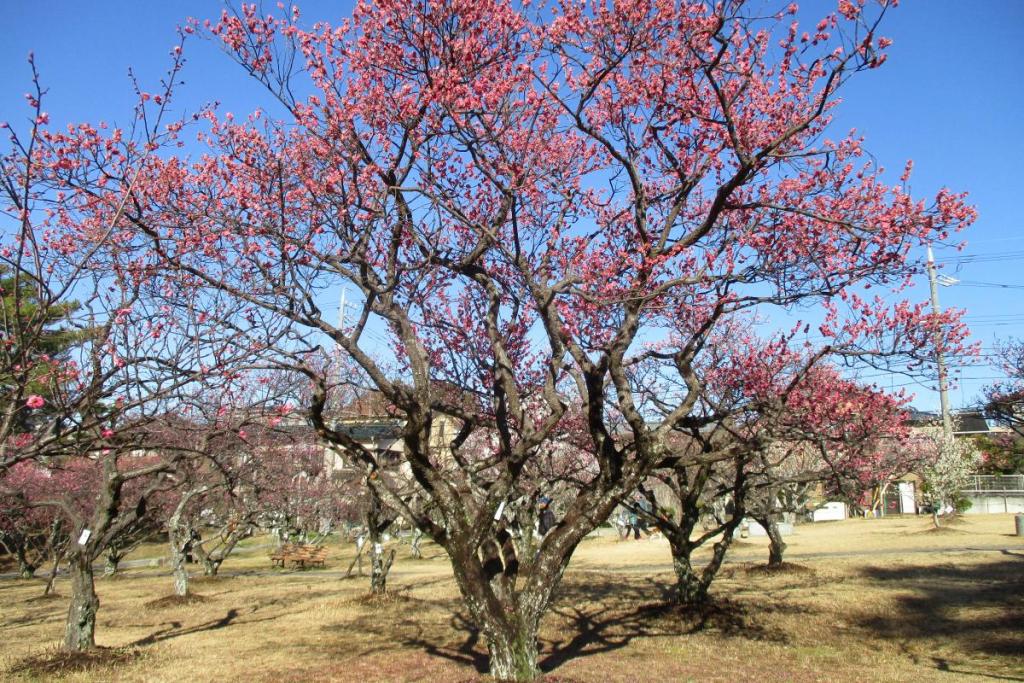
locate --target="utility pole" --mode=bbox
[332,287,347,389]
[925,244,953,438]
[337,288,348,332]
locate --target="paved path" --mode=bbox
[0,543,277,581]
[578,543,1023,575]
[4,543,1019,582]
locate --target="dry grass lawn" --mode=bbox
[1,514,1022,682]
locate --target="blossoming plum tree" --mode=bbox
[632,334,914,603]
[40,1,977,678]
[983,338,1024,438]
[0,56,283,651]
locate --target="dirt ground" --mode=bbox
[1,514,1021,682]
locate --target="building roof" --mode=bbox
[954,411,991,434]
[334,418,404,442]
[907,408,989,434]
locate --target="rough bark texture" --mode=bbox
[369,546,395,595]
[665,501,705,605]
[63,553,98,651]
[763,515,786,567]
[671,551,704,606]
[169,528,190,597]
[660,459,747,607]
[449,547,544,683]
[439,498,607,682]
[485,617,540,683]
[43,547,63,596]
[193,524,248,577]
[366,494,396,594]
[669,530,738,606]
[17,544,37,579]
[103,549,122,577]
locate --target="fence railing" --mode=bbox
[962,474,1024,494]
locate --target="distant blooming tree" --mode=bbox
[971,432,1024,475]
[34,1,976,678]
[0,461,73,580]
[634,344,910,603]
[983,338,1024,439]
[0,57,276,651]
[918,427,982,527]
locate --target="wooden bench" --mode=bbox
[290,546,327,569]
[269,544,327,569]
[269,543,298,567]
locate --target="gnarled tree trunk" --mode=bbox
[670,544,703,605]
[369,544,395,594]
[168,524,191,597]
[103,548,123,577]
[367,494,395,594]
[194,522,249,576]
[449,537,545,683]
[16,541,37,579]
[755,514,786,567]
[766,518,786,567]
[484,615,540,683]
[63,552,98,651]
[201,555,222,577]
[662,463,747,607]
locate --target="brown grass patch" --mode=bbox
[0,515,1021,682]
[191,574,231,585]
[144,593,210,608]
[918,525,968,535]
[6,645,142,677]
[744,562,816,575]
[455,676,585,683]
[352,590,413,608]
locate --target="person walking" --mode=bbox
[633,494,654,539]
[627,506,641,540]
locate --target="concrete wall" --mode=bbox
[963,494,1024,515]
[745,520,794,537]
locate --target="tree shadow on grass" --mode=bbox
[130,608,241,646]
[128,590,334,647]
[326,572,799,677]
[856,557,1024,674]
[539,574,798,672]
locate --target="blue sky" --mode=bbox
[4,1,1022,413]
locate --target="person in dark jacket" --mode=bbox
[632,494,653,539]
[537,496,556,536]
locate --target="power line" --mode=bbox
[937,250,1024,265]
[956,280,1024,290]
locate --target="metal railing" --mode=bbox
[962,474,1024,494]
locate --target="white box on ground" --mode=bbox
[812,502,847,522]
